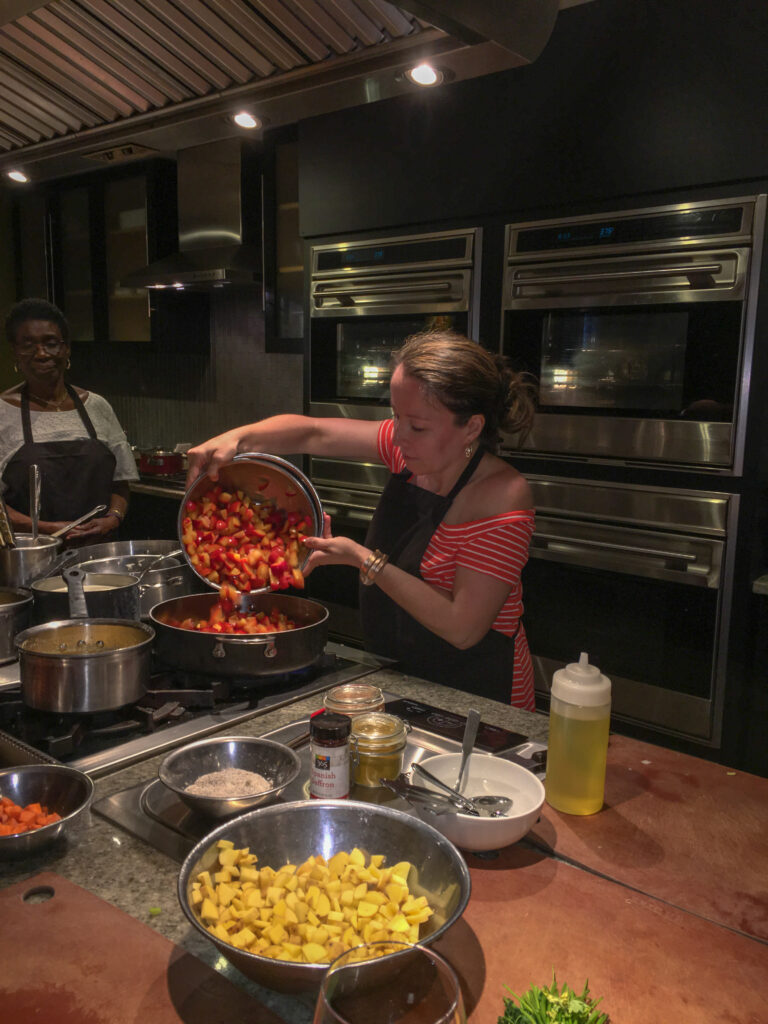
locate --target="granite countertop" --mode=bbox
[0,668,548,1022]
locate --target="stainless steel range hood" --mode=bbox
[121,138,262,291]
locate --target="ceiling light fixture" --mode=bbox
[232,111,261,130]
[406,63,443,87]
[7,169,29,183]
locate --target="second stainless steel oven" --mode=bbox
[306,227,482,641]
[500,195,766,472]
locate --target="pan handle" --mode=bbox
[211,637,278,659]
[64,567,89,619]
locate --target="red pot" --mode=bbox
[139,449,183,476]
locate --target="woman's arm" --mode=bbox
[303,531,513,650]
[186,415,382,484]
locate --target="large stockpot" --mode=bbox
[0,536,62,588]
[150,592,329,676]
[58,539,184,566]
[14,617,154,713]
[74,553,198,618]
[0,587,33,664]
[31,571,141,624]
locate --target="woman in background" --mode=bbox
[1,298,138,542]
[187,330,537,708]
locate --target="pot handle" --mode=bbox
[211,637,278,659]
[64,567,90,619]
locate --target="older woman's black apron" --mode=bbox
[359,449,518,703]
[1,385,116,522]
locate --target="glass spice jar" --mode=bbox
[309,711,351,800]
[349,712,410,788]
[324,682,386,718]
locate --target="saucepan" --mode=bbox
[0,586,33,664]
[15,568,154,713]
[74,549,198,619]
[31,569,140,624]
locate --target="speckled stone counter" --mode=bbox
[0,669,547,1023]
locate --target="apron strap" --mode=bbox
[21,384,98,442]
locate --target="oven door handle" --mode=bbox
[516,263,724,288]
[530,531,720,587]
[322,501,375,522]
[315,280,454,304]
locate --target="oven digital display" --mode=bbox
[540,311,688,412]
[316,236,467,272]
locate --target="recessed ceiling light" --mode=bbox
[233,111,261,130]
[7,169,29,183]
[406,63,443,87]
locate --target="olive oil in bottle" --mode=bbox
[545,652,611,815]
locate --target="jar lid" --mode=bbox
[324,683,385,716]
[350,712,408,753]
[310,710,351,743]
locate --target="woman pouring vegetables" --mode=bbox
[186,330,537,708]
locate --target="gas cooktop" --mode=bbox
[0,643,385,777]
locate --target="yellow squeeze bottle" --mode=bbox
[545,652,611,815]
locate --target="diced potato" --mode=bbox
[191,844,436,966]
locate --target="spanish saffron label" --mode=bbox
[309,743,350,799]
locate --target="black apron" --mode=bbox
[2,384,117,522]
[360,448,518,703]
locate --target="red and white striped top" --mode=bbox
[377,419,536,710]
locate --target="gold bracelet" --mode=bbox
[359,549,389,586]
[106,507,125,522]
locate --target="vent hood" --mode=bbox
[121,138,262,291]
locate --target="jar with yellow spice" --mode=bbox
[324,682,385,718]
[349,712,410,788]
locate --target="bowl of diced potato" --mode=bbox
[177,798,471,992]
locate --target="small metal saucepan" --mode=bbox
[15,568,153,713]
[0,587,33,665]
[74,550,197,619]
[31,570,140,624]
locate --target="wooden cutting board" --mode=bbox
[527,733,768,941]
[434,844,768,1024]
[0,872,288,1024]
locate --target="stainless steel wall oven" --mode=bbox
[306,228,482,641]
[500,196,766,472]
[525,475,736,746]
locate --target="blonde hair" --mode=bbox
[392,330,536,449]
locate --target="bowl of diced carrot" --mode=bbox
[0,763,94,858]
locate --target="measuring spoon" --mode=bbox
[411,761,514,817]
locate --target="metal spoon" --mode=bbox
[29,464,41,542]
[411,761,514,818]
[380,776,479,816]
[456,708,480,793]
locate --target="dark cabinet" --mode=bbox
[264,130,304,354]
[13,160,177,342]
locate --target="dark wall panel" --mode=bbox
[299,0,768,237]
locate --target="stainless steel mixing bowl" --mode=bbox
[178,799,471,992]
[159,735,302,819]
[0,763,94,858]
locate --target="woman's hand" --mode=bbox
[64,515,119,541]
[186,428,244,485]
[302,514,368,576]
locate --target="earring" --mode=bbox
[66,359,71,369]
[13,364,18,373]
[464,445,473,459]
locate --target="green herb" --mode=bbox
[148,906,162,917]
[498,973,609,1024]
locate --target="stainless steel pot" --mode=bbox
[0,587,33,665]
[15,617,154,713]
[32,571,141,624]
[150,592,329,676]
[74,552,198,618]
[58,539,184,566]
[0,536,62,588]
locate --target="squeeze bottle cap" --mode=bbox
[551,652,611,707]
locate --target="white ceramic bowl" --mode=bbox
[413,752,545,853]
